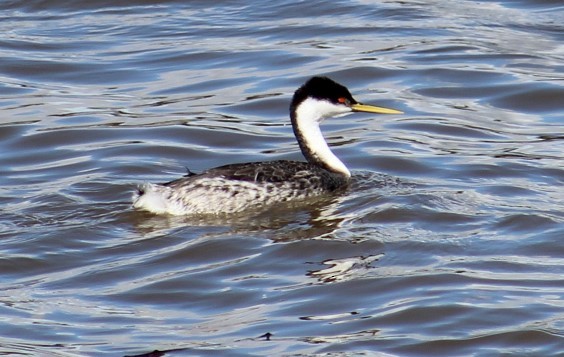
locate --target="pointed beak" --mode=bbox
[351,103,403,115]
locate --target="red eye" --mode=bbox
[338,97,348,104]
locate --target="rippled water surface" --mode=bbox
[1,0,563,355]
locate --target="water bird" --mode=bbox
[133,76,402,215]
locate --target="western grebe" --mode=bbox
[133,76,402,215]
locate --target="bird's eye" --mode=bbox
[338,97,350,106]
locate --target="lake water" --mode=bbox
[1,0,563,356]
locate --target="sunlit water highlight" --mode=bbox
[0,0,563,355]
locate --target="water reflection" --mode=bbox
[308,254,384,283]
[129,193,348,242]
[1,0,562,355]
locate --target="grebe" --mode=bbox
[133,76,402,215]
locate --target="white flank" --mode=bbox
[133,183,174,215]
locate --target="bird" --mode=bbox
[133,76,402,215]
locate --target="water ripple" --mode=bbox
[0,0,562,355]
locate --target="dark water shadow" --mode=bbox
[124,193,348,242]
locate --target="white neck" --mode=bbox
[293,98,351,177]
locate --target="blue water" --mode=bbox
[1,0,563,356]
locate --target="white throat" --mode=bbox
[294,98,351,177]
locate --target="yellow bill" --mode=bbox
[351,103,403,114]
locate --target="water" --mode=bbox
[1,0,563,355]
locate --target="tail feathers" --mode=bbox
[133,183,172,215]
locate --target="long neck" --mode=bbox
[290,99,351,177]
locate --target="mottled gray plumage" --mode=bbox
[133,76,401,215]
[182,160,346,189]
[134,160,347,215]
